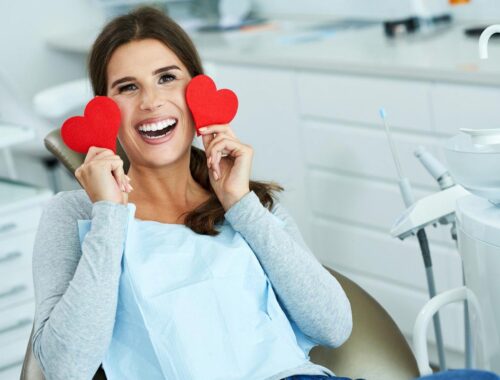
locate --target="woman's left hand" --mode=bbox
[200,124,252,211]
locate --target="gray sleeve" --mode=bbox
[32,193,129,380]
[224,191,352,348]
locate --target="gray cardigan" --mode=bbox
[32,189,352,380]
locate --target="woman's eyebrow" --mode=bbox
[153,65,181,75]
[110,65,181,89]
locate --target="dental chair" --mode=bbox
[20,129,420,380]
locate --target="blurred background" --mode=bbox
[1,0,500,378]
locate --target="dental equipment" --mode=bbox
[459,128,500,146]
[414,23,500,375]
[380,108,447,370]
[414,147,473,369]
[390,184,469,239]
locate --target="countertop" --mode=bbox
[46,18,500,86]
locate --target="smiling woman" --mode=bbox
[88,7,284,233]
[30,6,353,380]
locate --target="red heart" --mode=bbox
[186,75,238,136]
[61,96,121,154]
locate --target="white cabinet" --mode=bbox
[297,72,433,132]
[0,181,52,380]
[430,83,500,135]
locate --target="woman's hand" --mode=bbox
[200,124,252,211]
[75,146,133,205]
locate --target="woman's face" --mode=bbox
[106,38,195,168]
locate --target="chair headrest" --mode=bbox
[44,128,130,176]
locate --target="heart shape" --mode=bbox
[186,74,238,136]
[61,96,121,154]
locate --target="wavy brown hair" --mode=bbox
[88,6,283,235]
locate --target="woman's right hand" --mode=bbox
[75,146,132,205]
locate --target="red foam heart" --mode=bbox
[186,75,238,136]
[61,96,121,154]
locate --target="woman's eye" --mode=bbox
[159,73,176,84]
[118,83,136,93]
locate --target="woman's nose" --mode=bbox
[139,88,164,111]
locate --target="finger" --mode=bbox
[205,134,237,162]
[124,174,133,191]
[96,157,126,192]
[210,139,249,179]
[84,146,114,164]
[214,150,222,179]
[201,131,216,154]
[199,124,236,139]
[200,124,236,156]
[111,163,127,193]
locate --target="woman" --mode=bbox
[32,6,353,380]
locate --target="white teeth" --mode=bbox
[138,118,177,132]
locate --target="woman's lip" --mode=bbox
[137,123,177,145]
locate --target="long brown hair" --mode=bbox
[88,6,283,235]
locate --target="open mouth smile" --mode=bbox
[137,118,178,140]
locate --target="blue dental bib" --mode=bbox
[77,203,316,380]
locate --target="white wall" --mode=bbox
[254,0,500,22]
[0,0,104,104]
[451,0,500,21]
[0,1,106,189]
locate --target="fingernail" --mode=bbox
[199,127,208,132]
[128,184,134,191]
[213,170,219,180]
[126,175,131,182]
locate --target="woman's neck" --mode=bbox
[126,159,210,221]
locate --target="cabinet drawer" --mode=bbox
[303,120,445,188]
[0,206,43,239]
[0,301,34,345]
[310,218,462,294]
[308,170,454,247]
[0,232,36,279]
[297,72,433,132]
[0,265,34,311]
[431,83,500,135]
[0,337,30,378]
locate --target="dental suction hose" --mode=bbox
[414,146,473,368]
[380,109,447,370]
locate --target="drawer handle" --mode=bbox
[0,317,32,335]
[0,250,22,264]
[0,284,27,300]
[0,358,24,373]
[0,222,17,234]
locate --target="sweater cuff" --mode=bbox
[91,201,130,238]
[92,201,129,220]
[224,191,268,230]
